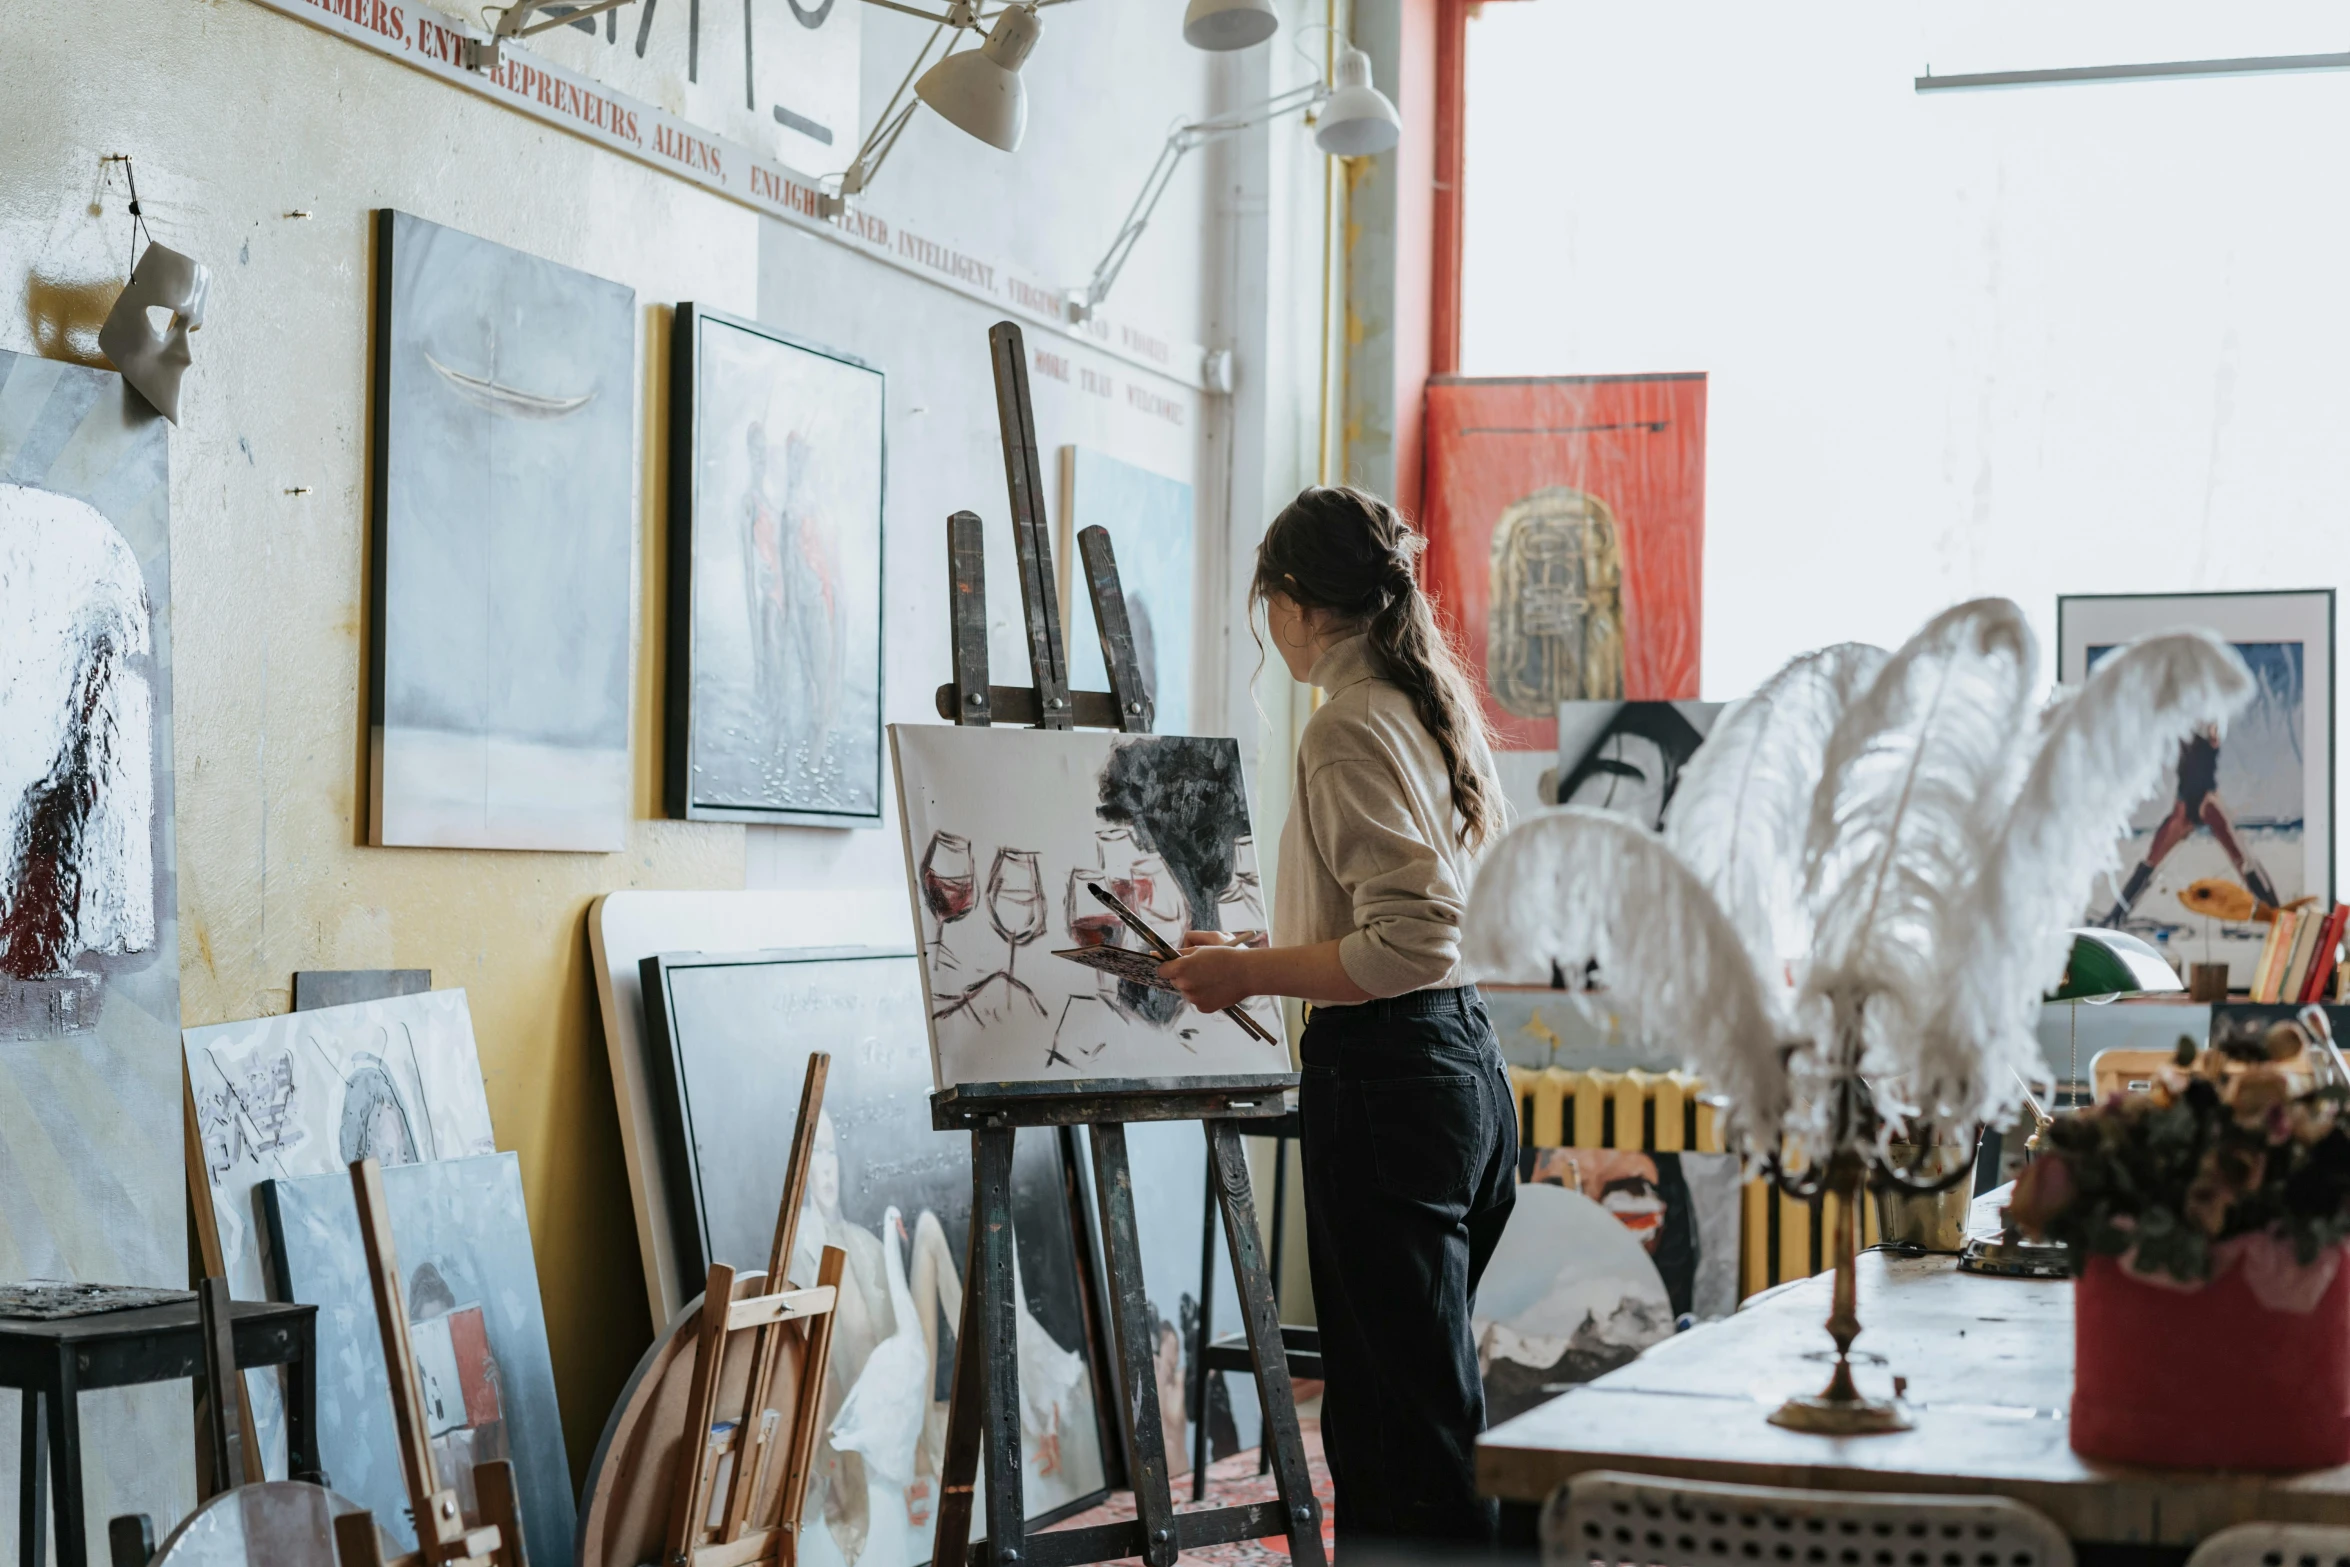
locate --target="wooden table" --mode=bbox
[1478,1252,2350,1548]
[2,1298,319,1567]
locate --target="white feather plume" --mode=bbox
[1913,630,2255,1124]
[1664,642,1887,1017]
[1801,599,2037,1067]
[1465,807,1788,1152]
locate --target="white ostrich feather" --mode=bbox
[1465,807,1788,1152]
[1914,630,2255,1124]
[1801,599,2037,1066]
[1664,642,1887,1016]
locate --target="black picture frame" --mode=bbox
[666,303,887,826]
[635,945,1115,1538]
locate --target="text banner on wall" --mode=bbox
[243,0,1212,392]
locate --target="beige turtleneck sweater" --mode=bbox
[1273,634,1494,998]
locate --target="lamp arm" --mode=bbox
[467,0,637,68]
[831,14,957,205]
[1073,81,1329,318]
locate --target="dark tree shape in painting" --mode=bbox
[0,631,123,980]
[1095,737,1250,933]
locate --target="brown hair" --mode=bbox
[1252,485,1497,849]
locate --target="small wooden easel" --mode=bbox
[923,323,1323,1567]
[660,1054,845,1567]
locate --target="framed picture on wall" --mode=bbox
[2058,590,2336,987]
[1056,447,1196,736]
[667,304,886,826]
[1422,373,1708,757]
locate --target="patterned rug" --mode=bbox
[1044,1418,1336,1566]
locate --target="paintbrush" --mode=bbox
[1086,882,1282,1047]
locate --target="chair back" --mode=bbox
[2184,1521,2350,1567]
[1544,1470,2074,1567]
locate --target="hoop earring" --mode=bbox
[1280,620,1310,649]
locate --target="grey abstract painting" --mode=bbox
[0,347,190,1543]
[667,306,885,825]
[370,208,637,851]
[263,1152,574,1562]
[638,947,1109,1567]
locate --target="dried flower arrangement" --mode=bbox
[2007,1044,2350,1290]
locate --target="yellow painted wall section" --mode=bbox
[1,0,756,1480]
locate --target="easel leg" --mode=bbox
[973,1127,1027,1567]
[930,1211,987,1567]
[1087,1123,1178,1567]
[1206,1119,1325,1567]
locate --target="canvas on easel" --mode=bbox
[891,725,1285,1089]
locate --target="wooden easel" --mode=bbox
[923,322,1323,1567]
[660,1054,845,1567]
[330,1157,528,1567]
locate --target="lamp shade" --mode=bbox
[1314,44,1400,155]
[916,4,1039,152]
[1183,0,1278,50]
[2047,928,2185,1002]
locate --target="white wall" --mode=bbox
[1463,1,2350,708]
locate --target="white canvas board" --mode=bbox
[183,988,497,1473]
[589,888,912,1326]
[889,725,1287,1089]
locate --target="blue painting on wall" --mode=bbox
[1057,449,1195,736]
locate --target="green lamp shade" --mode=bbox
[2047,927,2184,1002]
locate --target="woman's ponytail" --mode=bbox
[1252,486,1498,849]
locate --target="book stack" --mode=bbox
[2249,902,2350,1003]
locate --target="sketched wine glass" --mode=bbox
[920,831,977,979]
[966,848,1049,1021]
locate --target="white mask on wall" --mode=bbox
[98,243,210,424]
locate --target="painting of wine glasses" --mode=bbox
[889,726,1289,1088]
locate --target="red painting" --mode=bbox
[1422,374,1706,752]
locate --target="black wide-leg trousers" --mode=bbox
[1298,984,1518,1555]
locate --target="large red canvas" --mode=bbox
[1422,374,1706,751]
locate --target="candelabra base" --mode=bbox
[1767,1388,1913,1436]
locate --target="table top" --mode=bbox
[1477,1252,2350,1545]
[0,1295,313,1345]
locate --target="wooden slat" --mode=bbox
[989,322,1071,726]
[948,512,992,728]
[975,1129,1027,1565]
[1076,526,1151,734]
[197,1275,241,1500]
[334,1510,391,1567]
[929,1211,988,1567]
[1741,1180,1772,1300]
[185,1064,266,1486]
[775,1244,846,1564]
[1205,1120,1325,1567]
[693,1524,780,1567]
[665,1263,742,1566]
[351,1157,469,1559]
[1085,1124,1176,1567]
[721,1286,837,1332]
[722,1053,831,1542]
[473,1461,525,1567]
[932,682,1124,730]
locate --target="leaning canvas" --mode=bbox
[889,726,1287,1087]
[667,306,886,825]
[1555,700,1723,827]
[183,989,498,1472]
[637,947,1110,1560]
[1057,448,1196,737]
[262,1153,573,1563]
[0,348,190,1539]
[370,208,637,851]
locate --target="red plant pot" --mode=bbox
[2072,1250,2350,1470]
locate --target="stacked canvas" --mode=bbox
[182,989,575,1559]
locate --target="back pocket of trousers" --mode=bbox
[1360,1074,1482,1204]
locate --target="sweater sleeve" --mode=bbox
[1302,755,1467,997]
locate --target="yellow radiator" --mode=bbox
[1508,1066,1878,1302]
